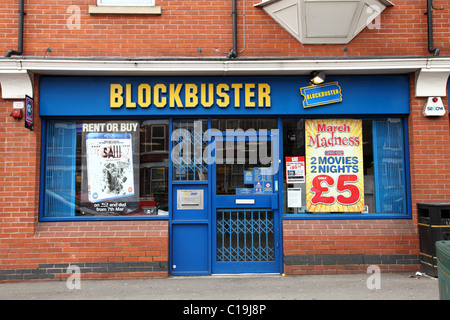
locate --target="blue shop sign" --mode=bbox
[39,75,410,116]
[300,82,342,108]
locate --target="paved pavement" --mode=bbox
[0,272,440,300]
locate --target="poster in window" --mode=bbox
[285,156,305,184]
[305,119,364,212]
[80,121,140,215]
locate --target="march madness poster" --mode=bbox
[305,119,364,212]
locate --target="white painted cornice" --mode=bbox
[0,57,449,99]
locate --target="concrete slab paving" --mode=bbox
[0,272,439,300]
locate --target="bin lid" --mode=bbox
[436,241,450,265]
[417,203,450,207]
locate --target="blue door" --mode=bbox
[169,119,281,275]
[211,129,281,273]
[170,120,211,275]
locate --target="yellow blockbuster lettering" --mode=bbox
[201,83,214,108]
[216,84,229,107]
[138,84,151,108]
[185,84,198,107]
[126,84,136,108]
[169,84,183,108]
[154,84,167,108]
[110,82,272,110]
[110,84,123,108]
[231,83,243,107]
[258,83,271,107]
[245,83,255,107]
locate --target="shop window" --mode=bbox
[42,120,169,219]
[151,125,167,151]
[282,118,408,217]
[211,118,278,195]
[215,140,275,195]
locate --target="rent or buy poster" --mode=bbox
[80,121,140,215]
[305,119,364,212]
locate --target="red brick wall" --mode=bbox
[1,0,449,58]
[0,82,41,241]
[282,74,450,275]
[0,79,168,281]
[408,82,450,211]
[282,73,450,275]
[283,219,420,274]
[2,0,450,279]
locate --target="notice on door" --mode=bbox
[177,190,204,210]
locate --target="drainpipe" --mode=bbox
[5,0,25,57]
[426,0,440,56]
[227,0,238,59]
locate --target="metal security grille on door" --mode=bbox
[216,210,275,262]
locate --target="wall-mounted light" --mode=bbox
[310,71,326,85]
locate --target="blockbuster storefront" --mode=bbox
[39,74,411,275]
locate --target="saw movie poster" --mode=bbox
[80,121,140,215]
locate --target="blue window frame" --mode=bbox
[282,117,410,219]
[40,117,410,221]
[40,119,169,221]
[39,75,411,222]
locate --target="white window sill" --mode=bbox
[89,5,161,15]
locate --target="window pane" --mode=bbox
[43,120,169,218]
[44,121,77,217]
[216,141,274,195]
[212,118,278,195]
[373,119,407,214]
[140,120,169,216]
[151,125,166,151]
[152,125,165,138]
[282,119,306,213]
[282,118,405,215]
[172,120,208,181]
